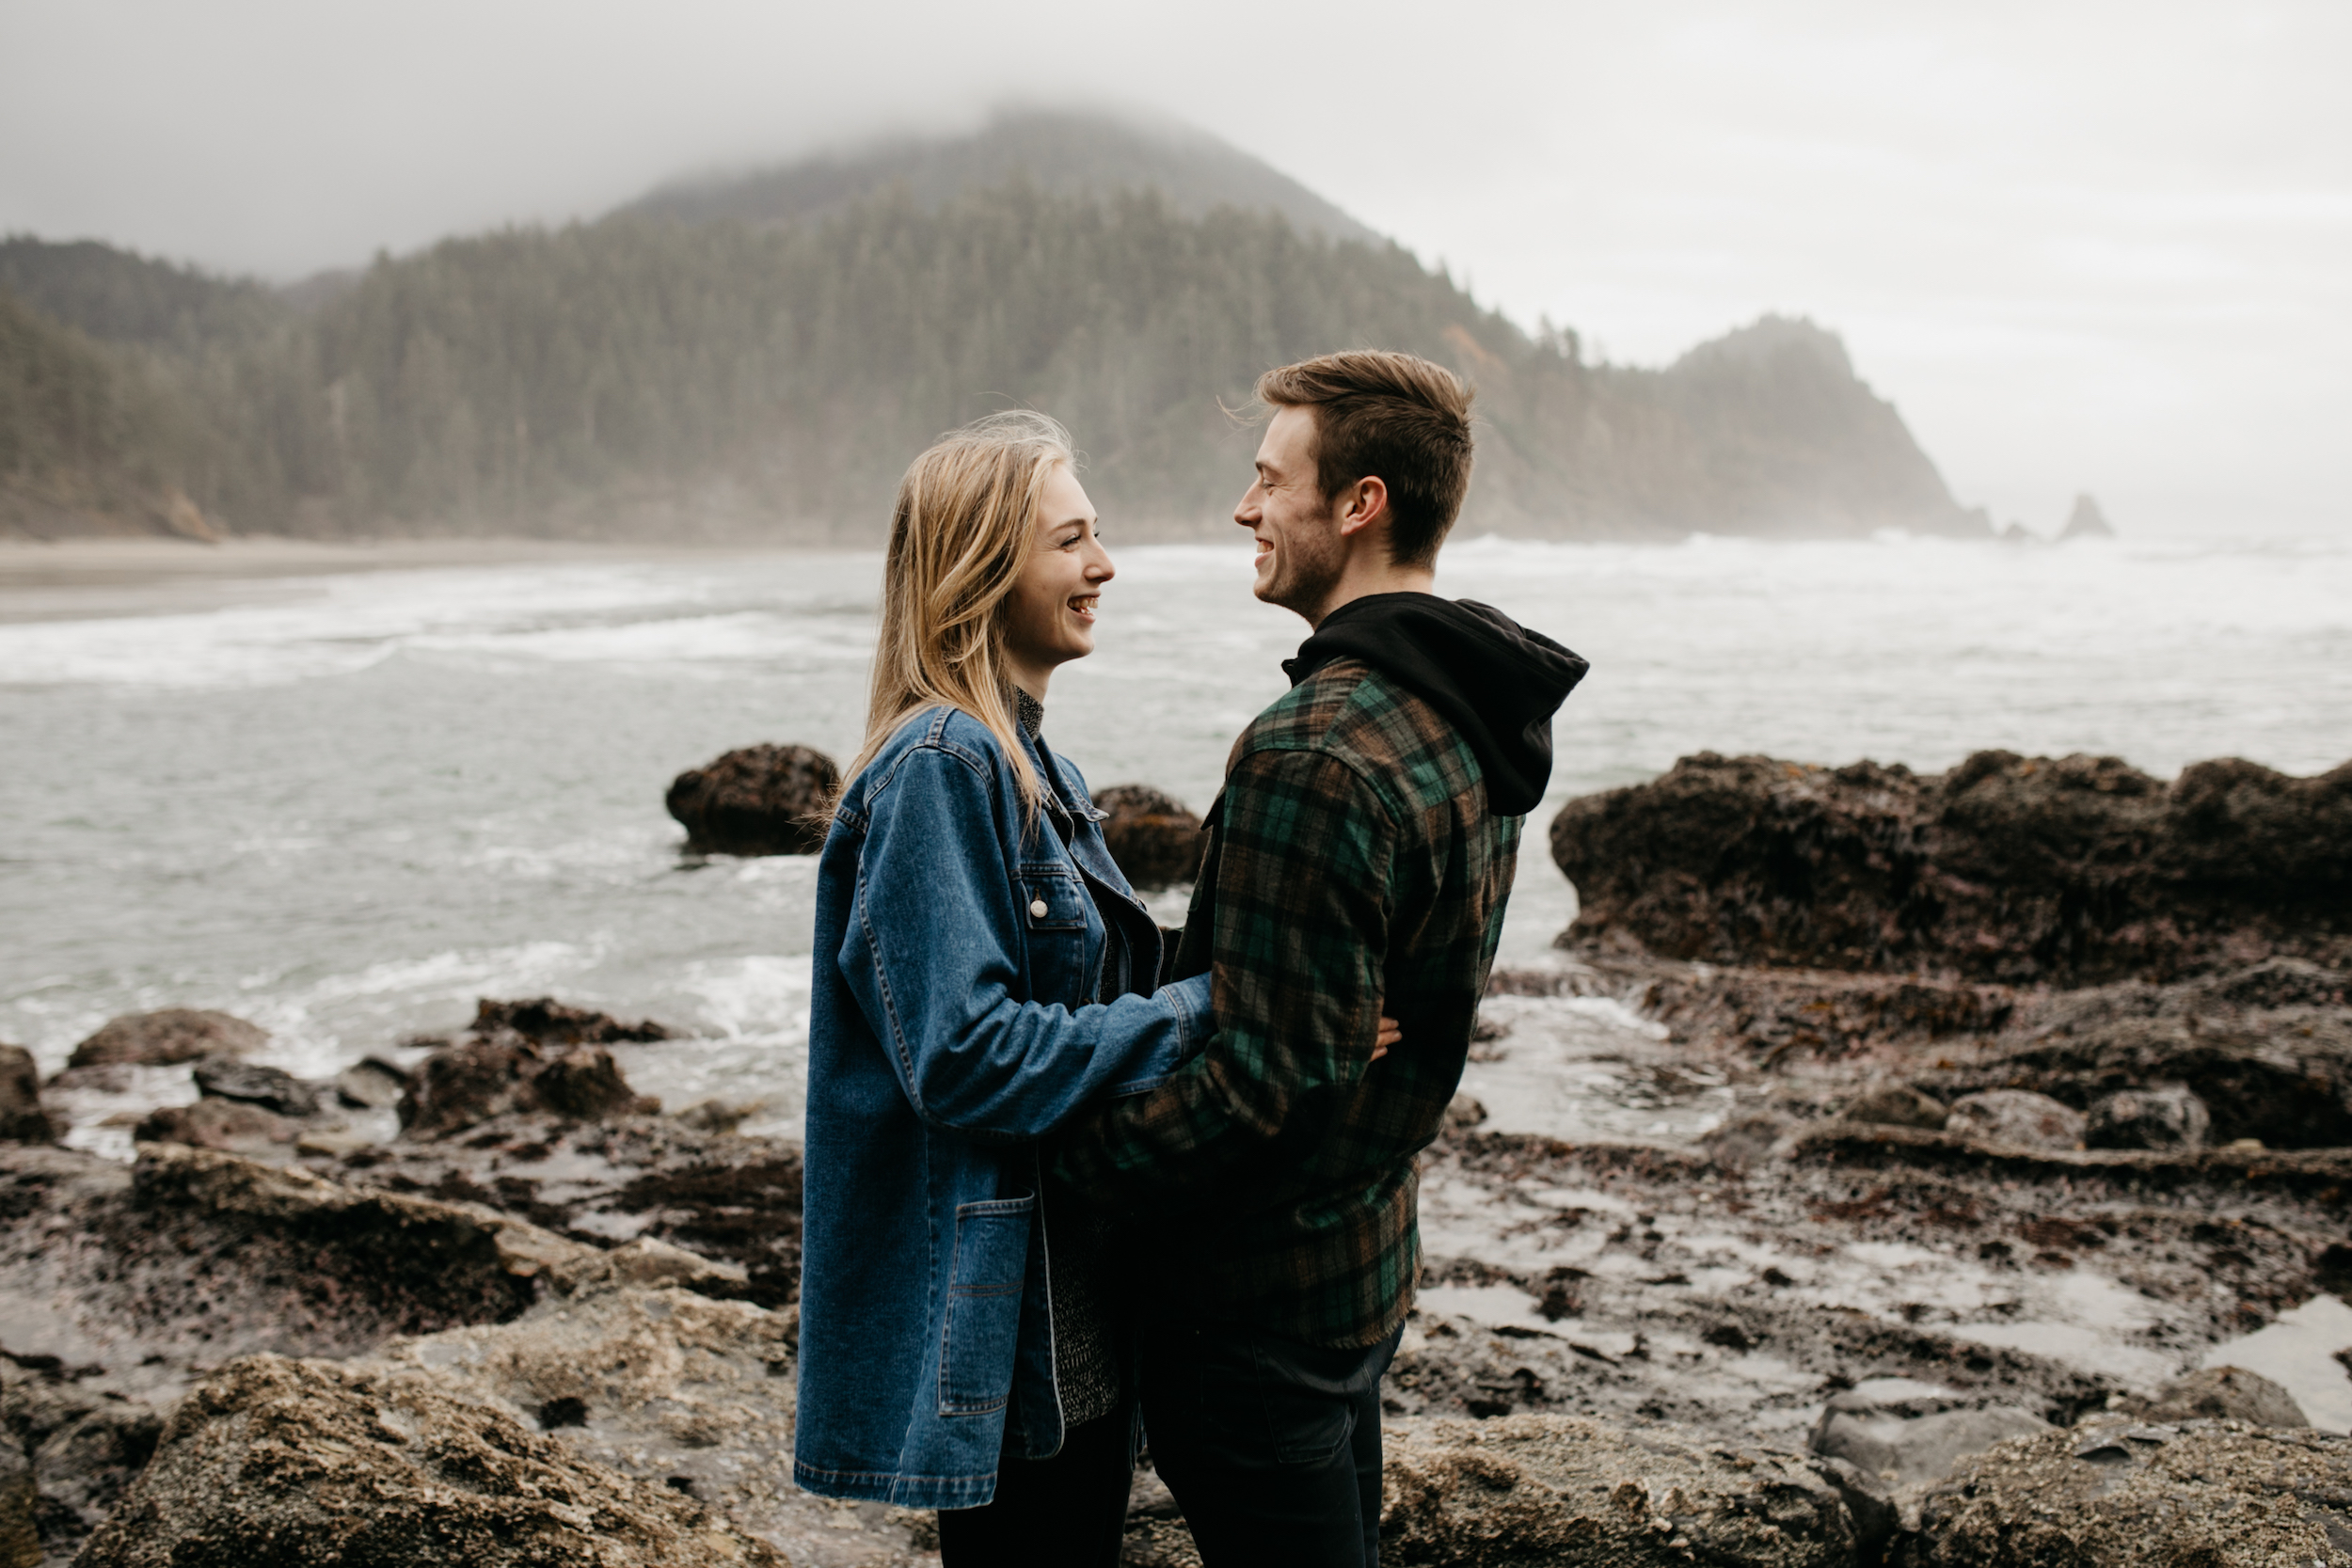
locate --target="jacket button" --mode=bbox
[1030,898,1050,918]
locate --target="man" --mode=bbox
[1054,350,1587,1564]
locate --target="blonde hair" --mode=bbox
[840,411,1074,821]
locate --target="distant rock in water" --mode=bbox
[332,1056,408,1110]
[399,1041,656,1140]
[191,1055,322,1117]
[665,743,837,857]
[1093,784,1204,889]
[470,997,670,1045]
[65,1009,265,1070]
[391,999,672,1138]
[132,1097,302,1155]
[2060,492,2116,539]
[1549,749,2352,983]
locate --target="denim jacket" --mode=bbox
[792,705,1212,1510]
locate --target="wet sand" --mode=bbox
[0,536,749,624]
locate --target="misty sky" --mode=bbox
[5,1,2347,537]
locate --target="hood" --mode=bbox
[1282,593,1587,816]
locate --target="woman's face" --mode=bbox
[1001,463,1113,696]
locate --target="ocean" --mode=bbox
[3,530,2348,1157]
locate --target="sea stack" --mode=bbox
[2059,493,2116,538]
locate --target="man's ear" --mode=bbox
[1334,476,1390,539]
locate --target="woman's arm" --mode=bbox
[838,742,1211,1143]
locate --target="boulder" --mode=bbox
[333,1056,408,1110]
[1895,1414,2352,1566]
[65,1009,265,1070]
[1808,1453,1899,1558]
[1944,1090,2084,1150]
[1379,1413,1859,1566]
[1093,784,1204,889]
[1549,750,2352,983]
[0,1443,33,1568]
[1844,1084,1949,1132]
[2084,1084,2210,1150]
[0,1141,753,1504]
[0,1048,52,1144]
[358,1287,853,1558]
[126,1143,595,1303]
[73,1353,788,1567]
[398,1041,657,1140]
[1811,1396,2050,1489]
[191,1055,322,1117]
[319,1113,802,1309]
[664,742,837,857]
[0,1354,161,1562]
[2122,1365,2308,1427]
[132,1098,300,1153]
[469,998,670,1046]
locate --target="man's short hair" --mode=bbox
[1255,351,1475,569]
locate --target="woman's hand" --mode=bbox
[1373,1014,1403,1061]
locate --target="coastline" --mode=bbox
[0,534,879,627]
[0,535,730,591]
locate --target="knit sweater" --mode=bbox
[1015,687,1125,1429]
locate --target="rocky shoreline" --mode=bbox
[3,746,2348,1565]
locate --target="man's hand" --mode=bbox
[1373,1013,1402,1061]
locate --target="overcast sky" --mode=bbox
[5,0,2346,537]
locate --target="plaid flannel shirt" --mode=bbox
[1051,657,1519,1348]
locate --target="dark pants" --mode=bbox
[1137,1321,1402,1568]
[937,1408,1135,1568]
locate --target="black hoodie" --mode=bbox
[1280,593,1587,816]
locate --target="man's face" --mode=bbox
[1235,404,1346,622]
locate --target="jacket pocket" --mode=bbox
[1016,868,1090,1003]
[938,1196,1034,1416]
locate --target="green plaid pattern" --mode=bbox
[1053,659,1519,1347]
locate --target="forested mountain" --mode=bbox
[1,116,1985,543]
[620,108,1379,246]
[0,284,228,538]
[0,236,290,353]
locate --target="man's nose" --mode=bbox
[1234,484,1263,526]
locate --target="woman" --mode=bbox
[791,411,1210,1563]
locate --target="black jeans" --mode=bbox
[937,1408,1135,1568]
[1138,1320,1402,1568]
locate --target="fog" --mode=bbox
[5,0,2346,536]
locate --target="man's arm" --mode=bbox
[1051,744,1391,1209]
